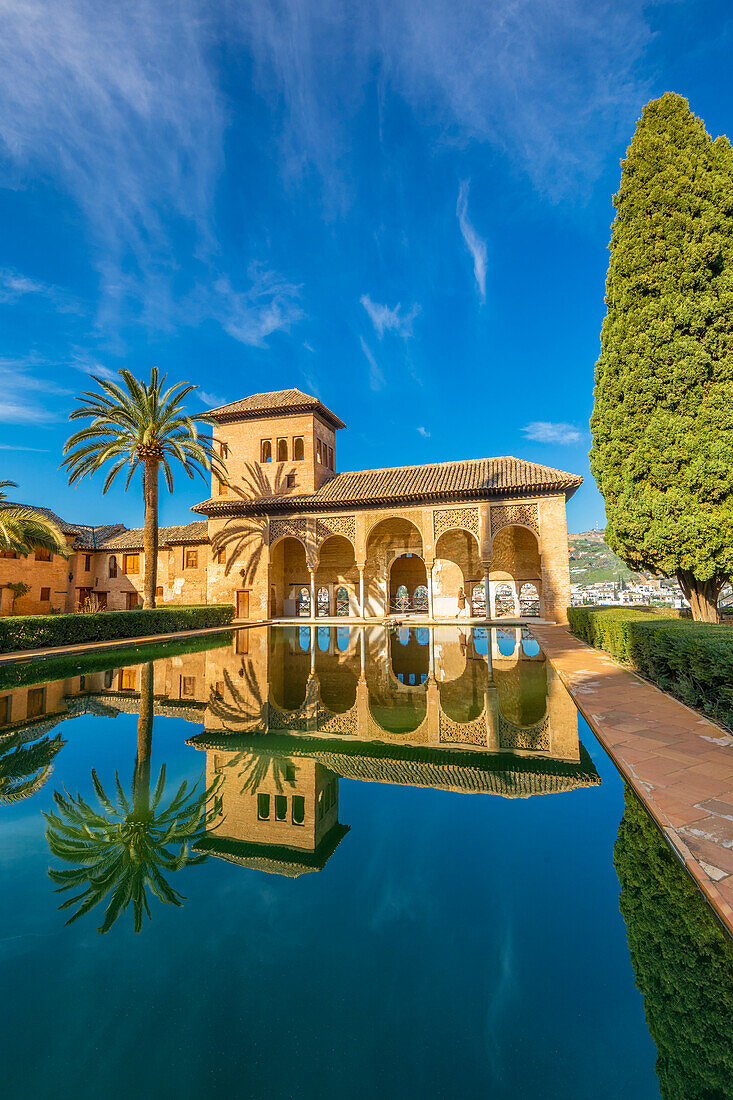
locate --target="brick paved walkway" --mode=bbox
[534,624,733,940]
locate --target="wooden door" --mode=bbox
[236,590,250,619]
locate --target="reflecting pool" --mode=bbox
[0,625,731,1099]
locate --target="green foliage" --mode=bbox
[0,603,234,654]
[590,93,733,593]
[45,766,221,933]
[614,787,733,1098]
[567,607,733,726]
[0,730,65,804]
[0,480,71,557]
[0,630,232,691]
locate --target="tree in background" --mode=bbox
[62,368,227,609]
[590,93,733,621]
[0,481,69,558]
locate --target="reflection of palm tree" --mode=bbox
[207,662,267,730]
[225,748,297,795]
[44,663,221,933]
[209,463,290,584]
[0,730,65,804]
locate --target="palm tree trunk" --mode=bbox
[676,570,722,622]
[133,661,154,817]
[143,459,159,609]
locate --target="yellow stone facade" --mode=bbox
[1,388,581,622]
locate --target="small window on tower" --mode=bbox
[220,441,229,459]
[286,473,296,489]
[35,548,51,562]
[328,445,334,470]
[277,438,288,461]
[261,440,273,463]
[316,439,322,464]
[216,547,226,564]
[218,479,227,495]
[40,587,50,601]
[294,437,304,461]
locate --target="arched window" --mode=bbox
[396,584,409,611]
[472,581,486,616]
[294,437,304,461]
[414,585,428,611]
[519,582,541,617]
[261,439,272,463]
[297,587,310,616]
[494,583,514,617]
[109,555,117,578]
[336,585,349,616]
[317,586,330,616]
[277,438,288,461]
[497,627,517,657]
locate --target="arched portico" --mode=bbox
[364,516,424,617]
[433,528,482,618]
[488,525,544,619]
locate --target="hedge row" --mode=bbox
[567,606,733,728]
[0,603,235,655]
[0,630,232,691]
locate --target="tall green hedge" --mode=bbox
[0,604,234,655]
[567,606,733,727]
[614,787,733,1099]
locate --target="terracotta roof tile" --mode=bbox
[205,388,345,430]
[193,456,583,515]
[98,520,209,551]
[3,503,125,548]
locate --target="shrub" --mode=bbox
[0,603,235,655]
[567,606,733,727]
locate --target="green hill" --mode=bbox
[568,531,641,584]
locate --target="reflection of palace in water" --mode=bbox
[0,626,600,872]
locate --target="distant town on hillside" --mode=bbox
[569,531,684,610]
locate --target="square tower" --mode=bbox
[204,389,345,502]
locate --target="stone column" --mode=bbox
[426,561,435,620]
[358,564,365,619]
[513,583,521,618]
[360,625,366,679]
[483,563,491,620]
[309,569,316,621]
[310,625,316,673]
[487,577,496,619]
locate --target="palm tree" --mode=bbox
[62,368,227,608]
[44,662,221,933]
[0,481,70,557]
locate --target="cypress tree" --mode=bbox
[590,93,733,621]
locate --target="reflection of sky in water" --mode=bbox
[522,636,541,657]
[497,628,517,656]
[415,627,429,647]
[318,626,330,651]
[0,625,686,1098]
[397,627,410,646]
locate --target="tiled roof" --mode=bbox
[98,520,209,551]
[204,388,346,430]
[187,732,601,798]
[193,456,583,515]
[3,503,125,548]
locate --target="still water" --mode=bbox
[1,625,731,1099]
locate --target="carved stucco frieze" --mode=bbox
[433,506,480,541]
[268,517,309,546]
[315,515,356,545]
[490,503,539,537]
[316,704,359,736]
[497,713,549,750]
[438,711,487,746]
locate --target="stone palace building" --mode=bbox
[0,388,582,621]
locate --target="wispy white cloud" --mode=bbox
[0,268,82,313]
[0,444,49,452]
[233,0,653,201]
[457,181,487,302]
[0,1,223,303]
[360,336,385,390]
[417,425,430,438]
[197,390,223,407]
[208,266,304,348]
[522,421,584,445]
[360,294,419,339]
[0,358,71,425]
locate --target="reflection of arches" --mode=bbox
[277,439,288,461]
[439,653,489,723]
[318,625,330,649]
[497,627,516,656]
[519,582,540,617]
[495,658,547,727]
[495,584,515,617]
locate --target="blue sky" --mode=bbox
[0,1,731,533]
